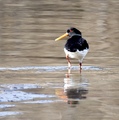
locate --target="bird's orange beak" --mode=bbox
[55,33,68,41]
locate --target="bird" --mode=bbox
[55,27,89,74]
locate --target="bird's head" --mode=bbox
[55,27,82,41]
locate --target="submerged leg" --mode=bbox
[66,55,71,75]
[79,62,82,74]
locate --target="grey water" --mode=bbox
[0,0,119,120]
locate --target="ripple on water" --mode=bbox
[0,84,55,102]
[0,111,21,117]
[23,100,63,104]
[0,66,103,72]
[0,104,15,109]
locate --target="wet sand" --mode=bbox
[0,0,119,120]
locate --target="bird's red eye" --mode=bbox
[70,30,73,32]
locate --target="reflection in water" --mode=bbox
[64,74,88,106]
[56,74,89,107]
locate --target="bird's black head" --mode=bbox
[55,27,82,41]
[67,27,82,37]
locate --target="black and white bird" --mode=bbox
[55,27,89,74]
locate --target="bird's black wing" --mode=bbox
[65,36,89,52]
[65,37,78,52]
[76,38,89,51]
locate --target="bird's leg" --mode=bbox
[66,55,71,75]
[66,55,71,68]
[79,62,82,74]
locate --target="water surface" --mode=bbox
[0,0,119,120]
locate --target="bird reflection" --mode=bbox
[56,74,89,106]
[64,74,88,106]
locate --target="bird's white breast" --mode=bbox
[64,48,89,62]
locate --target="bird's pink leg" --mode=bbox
[79,62,82,74]
[66,55,71,75]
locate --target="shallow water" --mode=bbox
[0,0,119,120]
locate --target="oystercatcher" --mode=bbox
[55,27,89,73]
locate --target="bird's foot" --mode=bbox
[67,67,71,74]
[65,66,71,78]
[79,63,82,74]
